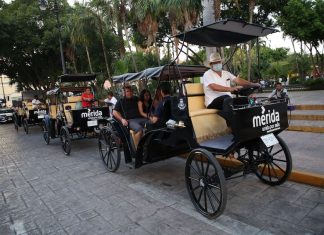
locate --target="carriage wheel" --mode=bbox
[13,115,18,132]
[98,127,121,172]
[185,148,227,219]
[42,120,50,145]
[23,119,29,134]
[251,135,292,186]
[60,126,71,155]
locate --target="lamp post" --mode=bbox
[39,0,66,74]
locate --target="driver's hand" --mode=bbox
[121,118,128,126]
[230,86,243,92]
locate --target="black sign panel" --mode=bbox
[231,102,288,142]
[29,109,48,120]
[71,107,110,128]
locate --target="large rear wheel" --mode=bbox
[42,120,50,145]
[22,118,29,134]
[251,135,292,186]
[60,126,71,155]
[185,148,227,219]
[98,127,121,172]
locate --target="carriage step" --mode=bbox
[199,134,235,153]
[289,114,324,121]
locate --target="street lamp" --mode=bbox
[39,0,67,74]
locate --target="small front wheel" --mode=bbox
[185,148,227,219]
[98,127,121,172]
[251,135,292,186]
[60,126,71,155]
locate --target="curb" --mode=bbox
[217,158,324,188]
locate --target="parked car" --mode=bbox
[0,108,14,123]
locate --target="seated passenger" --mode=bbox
[268,82,289,101]
[138,89,153,119]
[113,85,147,147]
[81,87,94,108]
[149,83,172,128]
[32,95,42,109]
[104,91,117,109]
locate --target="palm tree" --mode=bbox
[69,4,97,73]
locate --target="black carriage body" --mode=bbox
[27,109,48,122]
[69,107,110,130]
[231,102,288,143]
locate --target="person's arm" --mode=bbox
[268,90,276,99]
[208,83,241,92]
[233,76,260,87]
[112,110,128,126]
[138,101,148,118]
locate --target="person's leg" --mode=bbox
[207,95,231,110]
[128,119,145,148]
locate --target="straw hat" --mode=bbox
[209,52,222,64]
[204,52,223,68]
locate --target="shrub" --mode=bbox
[303,78,324,90]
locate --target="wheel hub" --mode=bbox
[199,178,205,187]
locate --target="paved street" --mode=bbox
[0,123,323,235]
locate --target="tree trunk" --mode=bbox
[117,19,126,58]
[122,14,138,72]
[247,0,255,81]
[85,45,94,73]
[97,15,112,81]
[291,39,300,80]
[170,19,179,63]
[202,0,217,63]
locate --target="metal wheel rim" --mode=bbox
[252,136,292,185]
[185,149,227,219]
[42,122,50,145]
[98,128,121,172]
[60,128,71,155]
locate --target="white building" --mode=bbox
[0,74,20,107]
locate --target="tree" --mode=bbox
[277,0,324,78]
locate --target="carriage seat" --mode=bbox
[185,83,229,143]
[63,96,82,124]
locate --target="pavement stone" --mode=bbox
[1,110,324,235]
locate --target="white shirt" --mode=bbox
[202,69,236,107]
[104,96,117,108]
[268,89,288,99]
[32,99,41,109]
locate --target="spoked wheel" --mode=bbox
[42,120,50,145]
[22,119,29,134]
[60,126,71,155]
[98,127,121,172]
[13,115,18,132]
[185,148,227,219]
[250,135,292,186]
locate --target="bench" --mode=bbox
[64,96,82,124]
[185,83,229,143]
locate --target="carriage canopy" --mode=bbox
[176,19,278,47]
[112,65,208,83]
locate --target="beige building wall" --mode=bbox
[1,74,20,107]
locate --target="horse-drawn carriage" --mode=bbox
[98,19,292,219]
[13,90,48,134]
[43,74,110,155]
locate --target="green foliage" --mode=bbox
[303,78,324,90]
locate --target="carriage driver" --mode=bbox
[113,85,147,147]
[203,52,260,110]
[32,95,42,109]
